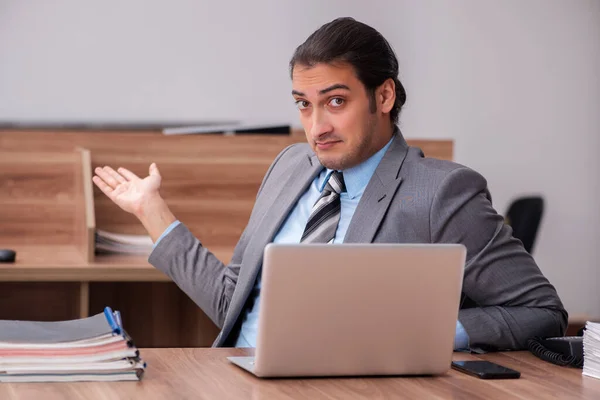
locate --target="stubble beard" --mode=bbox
[316,116,378,171]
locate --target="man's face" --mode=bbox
[292,63,385,170]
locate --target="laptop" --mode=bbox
[228,243,466,378]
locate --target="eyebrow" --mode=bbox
[292,84,351,97]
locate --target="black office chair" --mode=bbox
[505,196,544,254]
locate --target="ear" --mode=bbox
[378,78,396,115]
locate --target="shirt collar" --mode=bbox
[319,136,395,199]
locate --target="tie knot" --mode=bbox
[325,171,345,194]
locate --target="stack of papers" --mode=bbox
[95,229,154,255]
[583,321,600,380]
[0,308,145,382]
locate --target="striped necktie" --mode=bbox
[301,171,346,244]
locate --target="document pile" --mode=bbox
[95,229,154,255]
[583,321,600,380]
[0,308,145,382]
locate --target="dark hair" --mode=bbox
[290,17,407,125]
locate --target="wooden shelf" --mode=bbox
[0,247,166,282]
[0,244,235,282]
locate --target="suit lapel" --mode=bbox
[344,133,410,243]
[221,153,324,334]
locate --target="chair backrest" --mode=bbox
[505,196,544,254]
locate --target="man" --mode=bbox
[93,17,567,351]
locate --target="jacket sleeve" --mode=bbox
[430,167,567,350]
[147,144,299,328]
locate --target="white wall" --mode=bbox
[386,0,600,319]
[1,1,599,318]
[0,0,298,124]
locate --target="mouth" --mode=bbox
[315,140,342,150]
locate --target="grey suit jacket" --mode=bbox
[149,131,567,350]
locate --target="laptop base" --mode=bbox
[228,356,257,375]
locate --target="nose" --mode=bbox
[309,109,333,142]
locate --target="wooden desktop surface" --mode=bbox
[1,349,598,400]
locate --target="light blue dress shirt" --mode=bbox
[154,221,180,248]
[155,138,469,350]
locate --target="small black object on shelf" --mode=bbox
[0,249,16,263]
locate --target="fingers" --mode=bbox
[117,167,140,181]
[92,175,115,197]
[94,166,123,189]
[149,163,161,178]
[105,166,127,185]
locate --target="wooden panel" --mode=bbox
[405,139,453,161]
[179,295,222,347]
[95,198,253,245]
[0,203,74,245]
[1,130,453,160]
[93,158,270,198]
[0,155,76,201]
[0,131,302,156]
[0,283,80,321]
[0,151,79,245]
[79,282,90,318]
[74,148,96,262]
[89,282,219,347]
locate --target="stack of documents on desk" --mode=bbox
[583,321,600,380]
[95,229,154,255]
[0,308,145,382]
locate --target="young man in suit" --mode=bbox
[93,17,567,351]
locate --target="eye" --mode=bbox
[295,100,310,110]
[329,97,345,107]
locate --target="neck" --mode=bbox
[371,120,395,154]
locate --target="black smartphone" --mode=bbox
[451,360,521,379]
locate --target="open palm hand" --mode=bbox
[92,163,162,215]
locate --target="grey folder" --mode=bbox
[0,313,114,343]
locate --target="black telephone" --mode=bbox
[527,336,584,368]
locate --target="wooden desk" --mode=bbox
[1,349,598,399]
